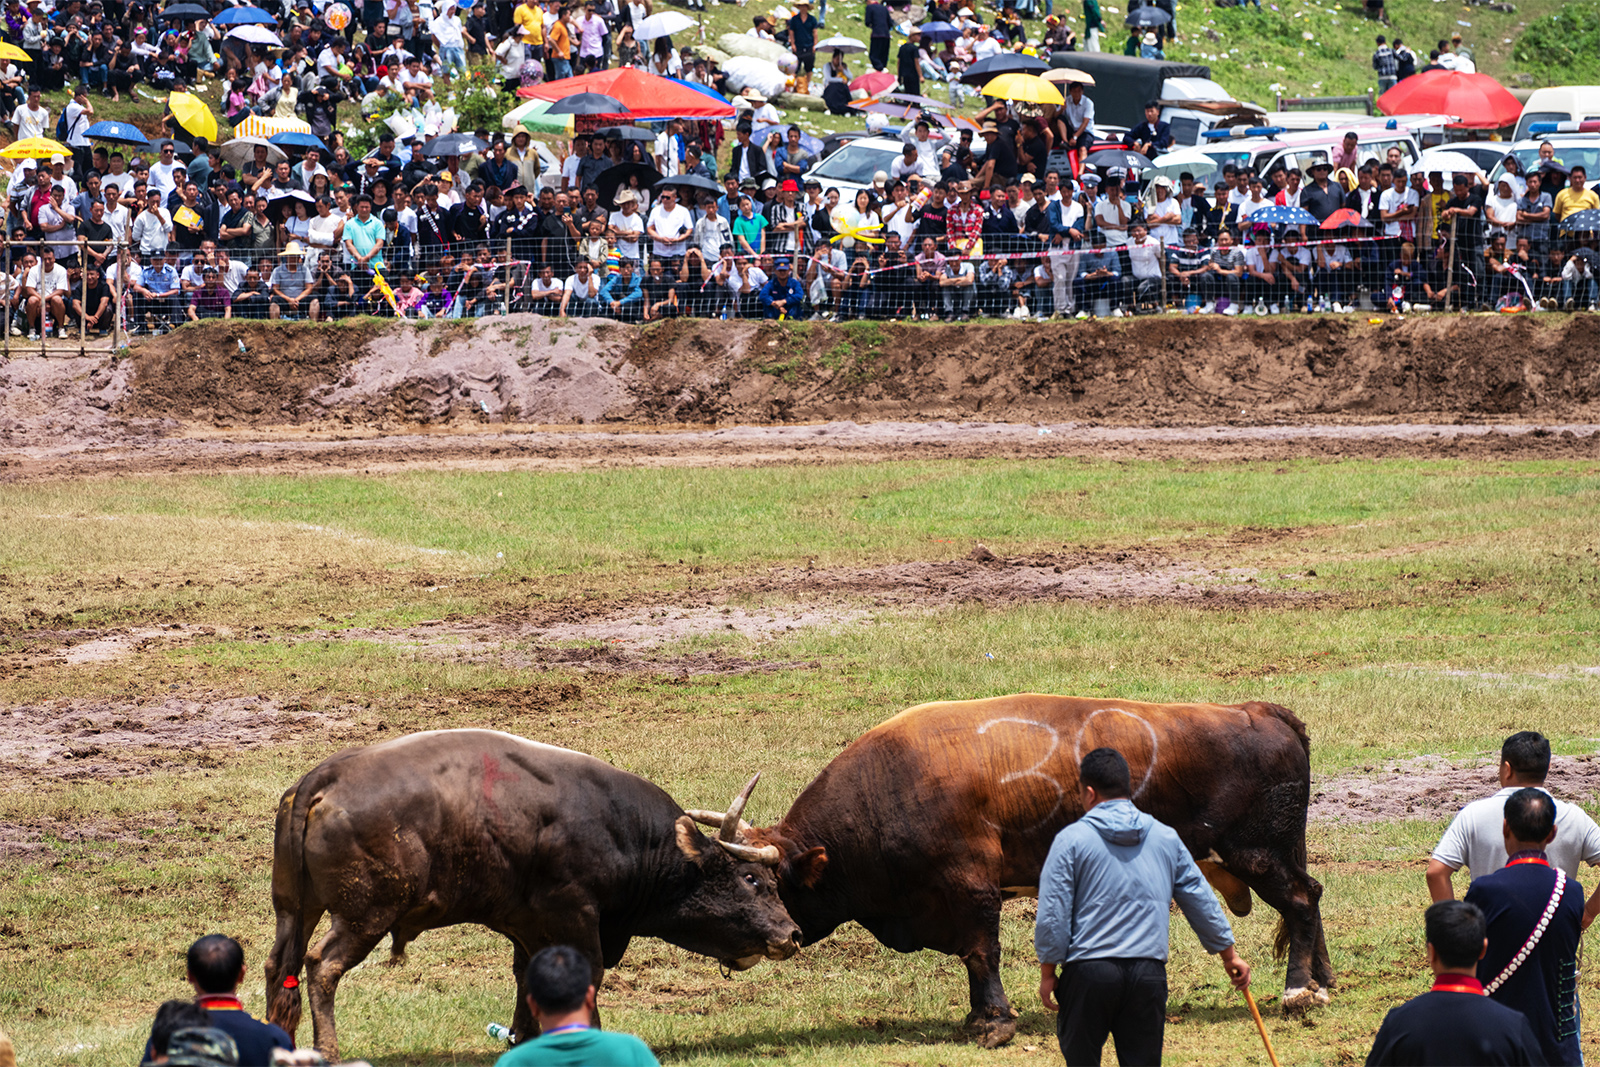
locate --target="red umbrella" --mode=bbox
[1319,208,1372,229]
[1376,70,1520,130]
[518,68,734,119]
[849,70,895,95]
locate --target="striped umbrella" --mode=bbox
[231,114,312,139]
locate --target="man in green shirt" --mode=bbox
[495,946,659,1067]
[1082,0,1104,51]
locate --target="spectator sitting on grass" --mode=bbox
[494,946,659,1066]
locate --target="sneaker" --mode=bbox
[25,330,36,340]
[1401,301,1412,313]
[1412,303,1430,312]
[1200,302,1215,314]
[1075,310,1090,320]
[1331,302,1344,313]
[1223,304,1239,316]
[1111,308,1125,318]
[1540,297,1556,310]
[7,323,18,336]
[1564,298,1575,310]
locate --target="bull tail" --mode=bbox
[264,776,320,1040]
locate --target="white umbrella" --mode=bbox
[1042,67,1095,87]
[817,34,867,54]
[221,134,287,167]
[632,10,695,40]
[225,23,283,46]
[1413,148,1486,178]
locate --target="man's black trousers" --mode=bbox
[1057,957,1167,1066]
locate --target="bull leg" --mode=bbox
[508,938,538,1043]
[1311,911,1334,992]
[956,892,1016,1049]
[303,913,390,1061]
[1223,846,1326,1012]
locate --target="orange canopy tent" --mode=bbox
[519,68,735,120]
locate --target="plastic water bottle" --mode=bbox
[486,1023,512,1043]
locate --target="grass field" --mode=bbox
[3,453,1600,1065]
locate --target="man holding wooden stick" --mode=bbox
[1035,747,1251,1065]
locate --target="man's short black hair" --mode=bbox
[1572,165,1588,179]
[149,999,211,1055]
[1505,787,1555,843]
[1144,99,1159,110]
[1079,747,1131,798]
[186,934,245,994]
[524,945,593,1014]
[1424,900,1486,969]
[1501,731,1550,779]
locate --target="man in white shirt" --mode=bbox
[806,242,849,317]
[148,140,187,201]
[560,258,601,316]
[292,148,329,191]
[23,245,69,338]
[9,85,47,142]
[131,189,173,257]
[102,185,131,245]
[608,188,645,266]
[1093,177,1131,248]
[646,186,693,265]
[1379,167,1417,238]
[430,3,469,80]
[1428,730,1600,929]
[102,152,136,195]
[1125,221,1163,303]
[1060,81,1095,152]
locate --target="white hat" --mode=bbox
[284,241,306,255]
[957,6,973,14]
[872,170,887,187]
[49,153,63,164]
[744,90,767,104]
[1142,31,1157,44]
[615,187,637,205]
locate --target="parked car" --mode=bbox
[1514,86,1600,143]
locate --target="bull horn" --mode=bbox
[716,838,782,866]
[684,809,732,828]
[720,773,761,842]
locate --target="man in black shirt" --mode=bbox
[1123,101,1172,160]
[1440,173,1485,258]
[896,24,921,97]
[76,198,114,275]
[641,256,678,320]
[536,188,579,276]
[401,141,435,189]
[69,262,113,333]
[495,184,540,265]
[1365,900,1544,1066]
[1299,160,1344,223]
[448,180,489,246]
[869,230,911,318]
[576,135,611,193]
[973,122,1016,191]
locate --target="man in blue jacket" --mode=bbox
[599,259,643,322]
[1035,748,1251,1066]
[758,259,805,318]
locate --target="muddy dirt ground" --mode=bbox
[4,315,1600,480]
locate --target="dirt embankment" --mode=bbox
[6,314,1600,450]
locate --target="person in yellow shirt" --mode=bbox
[546,8,571,79]
[1551,164,1599,222]
[513,0,543,56]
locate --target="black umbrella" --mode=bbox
[421,132,487,157]
[546,92,631,116]
[156,137,194,159]
[163,2,210,17]
[596,125,656,142]
[959,53,1047,87]
[655,173,721,198]
[596,161,663,208]
[1573,246,1600,266]
[1082,148,1150,172]
[1558,208,1600,232]
[1124,4,1172,27]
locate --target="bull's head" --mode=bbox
[683,775,827,967]
[673,774,802,970]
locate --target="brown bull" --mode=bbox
[693,693,1331,1048]
[264,729,801,1060]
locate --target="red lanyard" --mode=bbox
[1431,977,1485,996]
[1506,855,1550,868]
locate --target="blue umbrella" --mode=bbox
[84,120,150,147]
[1247,204,1319,226]
[269,130,331,153]
[916,20,961,42]
[213,5,277,25]
[666,76,730,106]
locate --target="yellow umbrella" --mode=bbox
[0,136,70,159]
[980,72,1064,106]
[0,41,31,62]
[167,90,219,142]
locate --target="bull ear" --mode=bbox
[787,846,828,888]
[675,816,707,865]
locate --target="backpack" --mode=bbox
[54,105,67,140]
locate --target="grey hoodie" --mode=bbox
[1034,798,1234,965]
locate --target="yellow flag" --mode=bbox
[372,267,400,315]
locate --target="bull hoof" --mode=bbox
[963,1009,1018,1049]
[1281,982,1325,1015]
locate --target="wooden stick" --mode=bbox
[1243,988,1281,1067]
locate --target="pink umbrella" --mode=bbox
[849,71,896,95]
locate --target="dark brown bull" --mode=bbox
[264,729,801,1060]
[694,694,1331,1048]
